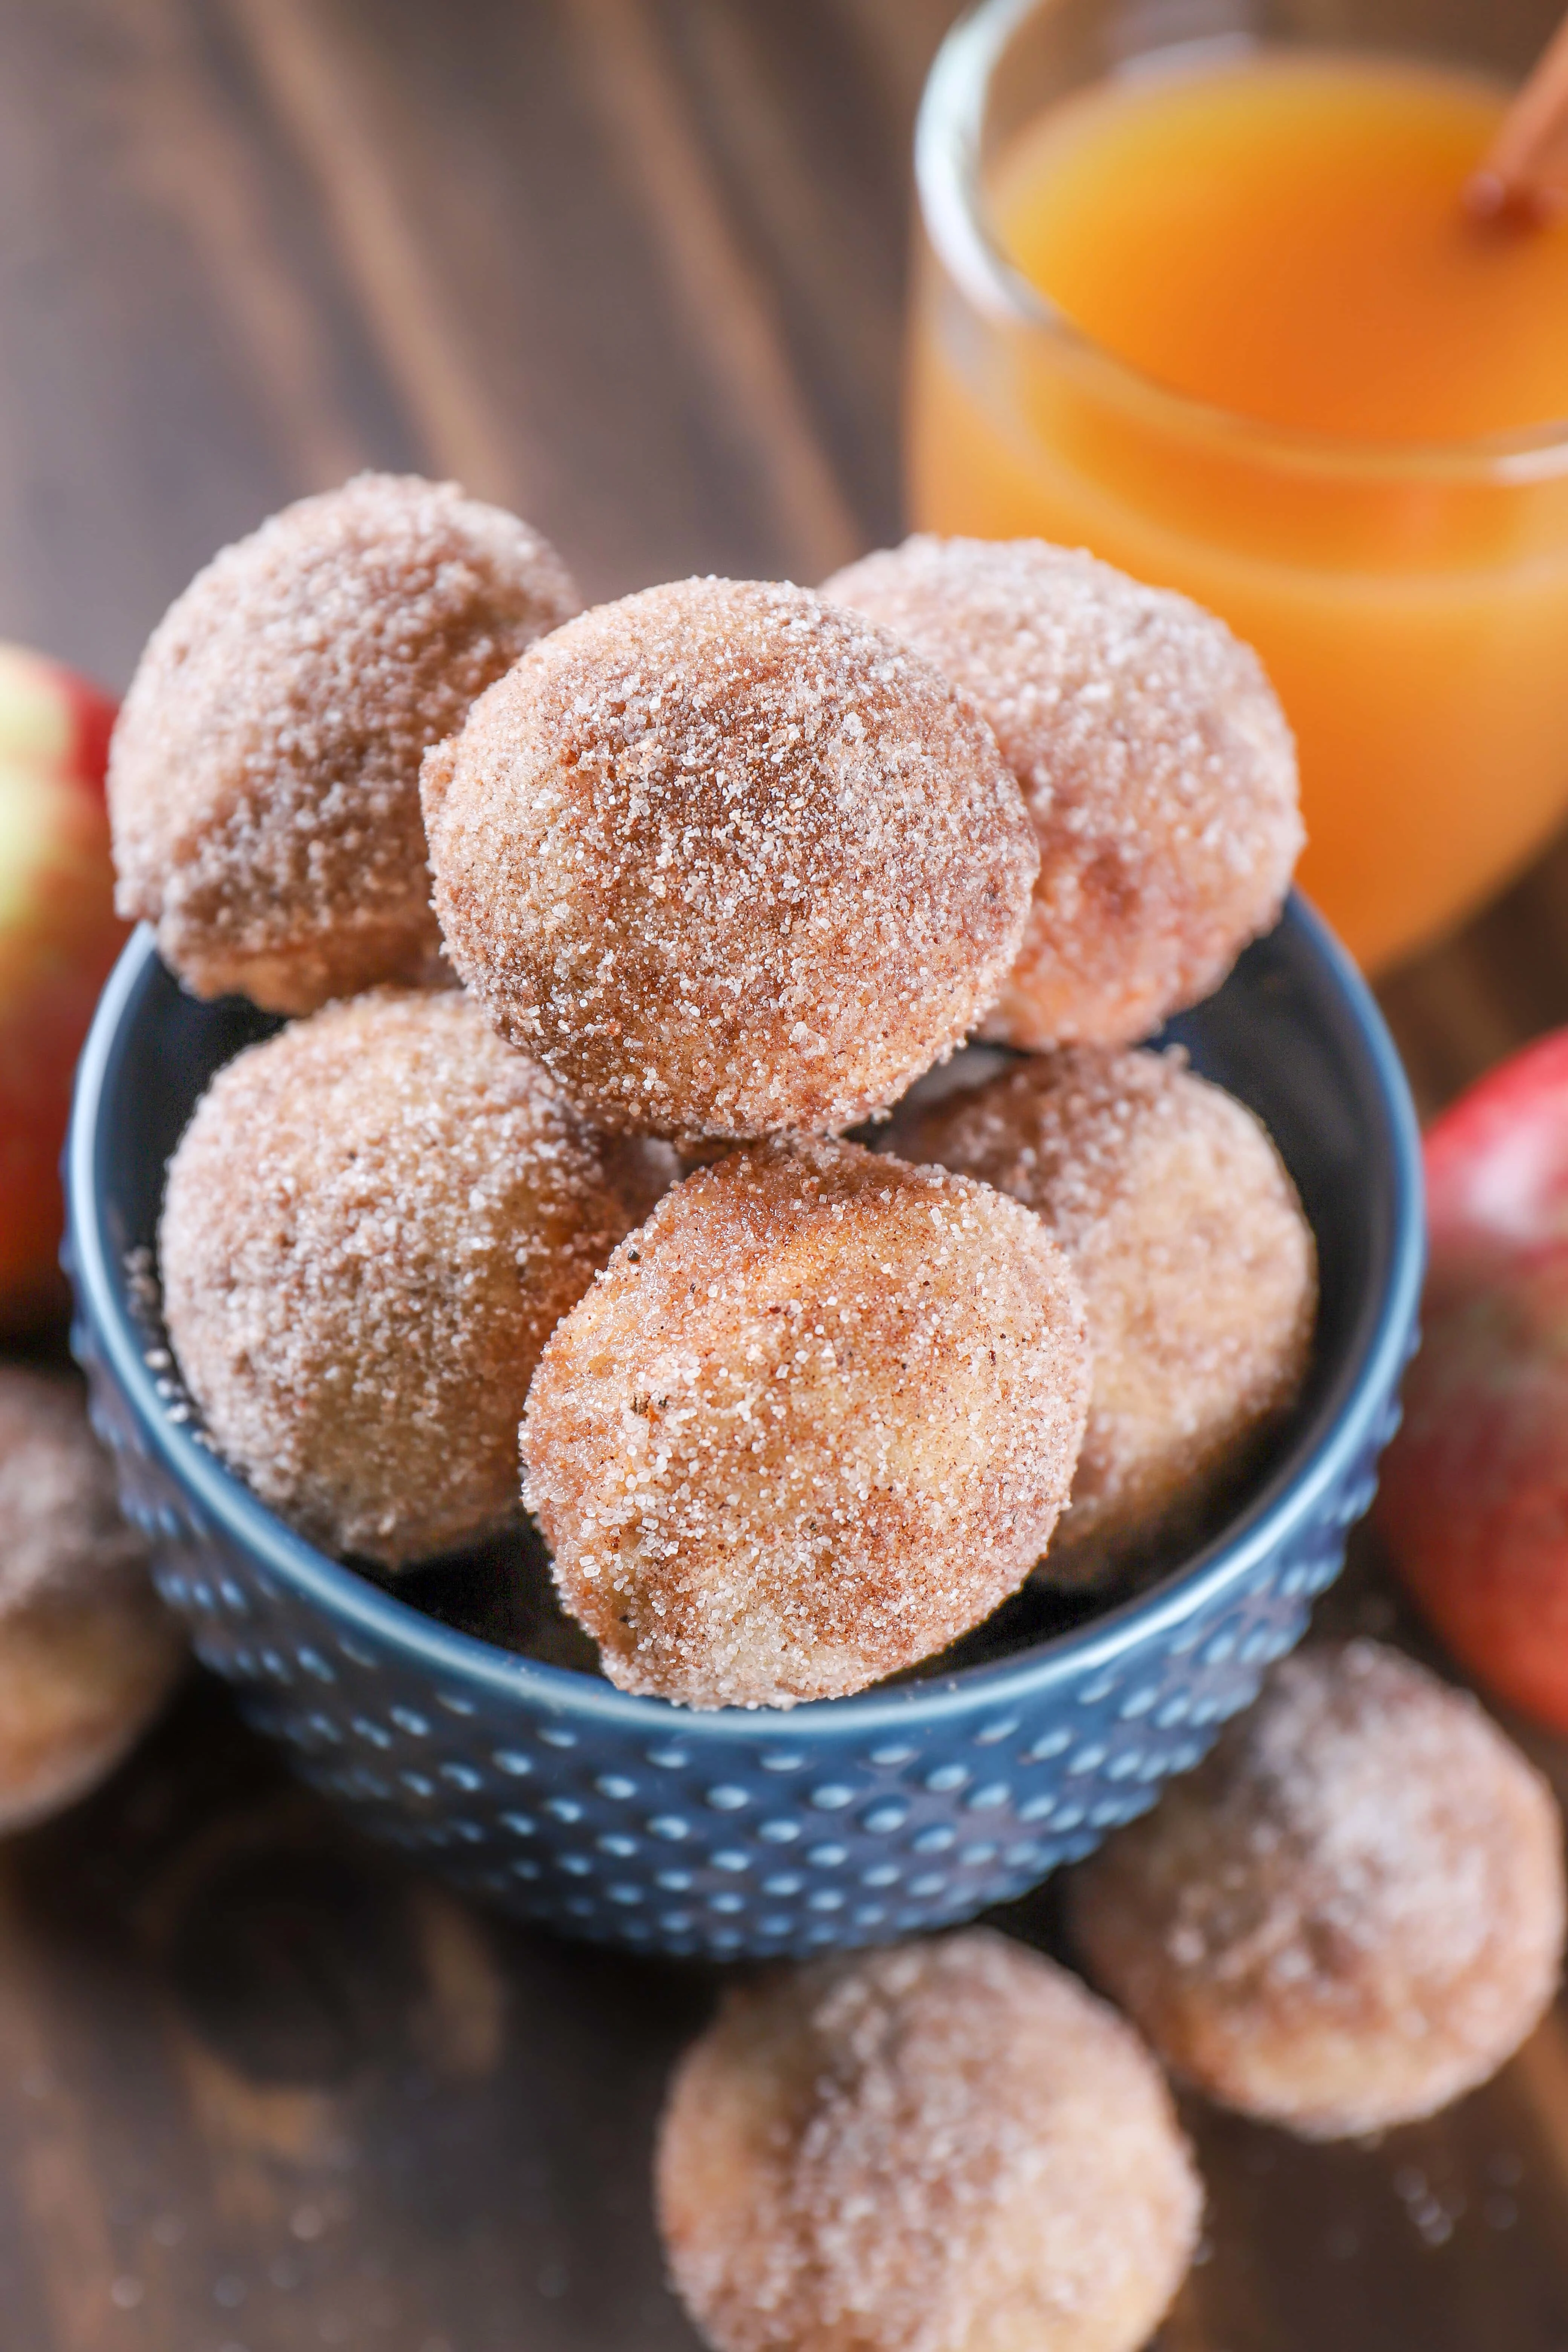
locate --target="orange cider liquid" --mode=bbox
[907,54,1568,969]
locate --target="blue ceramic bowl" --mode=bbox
[66,897,1422,1962]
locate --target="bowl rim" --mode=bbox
[69,901,1424,1743]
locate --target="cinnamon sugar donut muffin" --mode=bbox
[110,474,579,1012]
[1069,1641,1566,2139]
[0,1367,185,1833]
[656,1930,1201,2352]
[159,990,634,1568]
[421,577,1038,1137]
[522,1139,1090,1707]
[894,1047,1316,1583]
[822,537,1300,1049]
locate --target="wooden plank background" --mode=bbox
[3,3,1568,2347]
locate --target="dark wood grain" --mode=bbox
[3,2,1568,2346]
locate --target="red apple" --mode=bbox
[1424,1026,1568,1279]
[0,644,124,1332]
[1377,1029,1568,1729]
[0,643,116,785]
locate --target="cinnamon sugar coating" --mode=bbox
[893,1047,1315,1583]
[655,1930,1201,2352]
[522,1139,1090,1708]
[159,991,634,1568]
[0,1367,185,1833]
[1069,1641,1566,2139]
[421,577,1038,1137]
[110,474,580,1012]
[822,537,1300,1049]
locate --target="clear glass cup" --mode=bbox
[906,0,1568,972]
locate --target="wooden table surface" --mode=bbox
[5,4,1568,2347]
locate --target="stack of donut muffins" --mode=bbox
[114,476,1313,1702]
[78,476,1562,2352]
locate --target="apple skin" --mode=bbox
[1424,1026,1568,1282]
[0,645,124,1332]
[1377,1242,1568,1728]
[0,643,116,788]
[1376,1028,1568,1730]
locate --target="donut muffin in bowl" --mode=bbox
[65,893,1420,1961]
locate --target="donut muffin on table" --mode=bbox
[823,535,1301,1051]
[421,576,1038,1138]
[0,1366,184,1832]
[109,473,580,1012]
[1069,1640,1566,2138]
[893,1046,1317,1584]
[656,1929,1200,2352]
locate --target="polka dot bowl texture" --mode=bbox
[66,898,1422,1963]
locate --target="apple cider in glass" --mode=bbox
[908,2,1568,971]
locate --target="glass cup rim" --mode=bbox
[916,0,1568,485]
